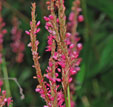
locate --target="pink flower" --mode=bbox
[69,44,75,49]
[66,32,71,37]
[70,68,77,75]
[77,43,82,51]
[36,21,41,26]
[69,12,75,21]
[78,15,84,22]
[57,91,65,107]
[35,28,41,34]
[35,88,40,92]
[7,97,13,107]
[44,16,50,22]
[49,15,54,20]
[11,17,25,63]
[0,80,13,107]
[25,30,30,35]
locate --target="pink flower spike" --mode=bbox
[78,15,84,22]
[25,30,30,35]
[36,21,41,26]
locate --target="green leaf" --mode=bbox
[76,64,85,90]
[87,0,113,20]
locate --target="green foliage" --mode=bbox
[75,0,113,106]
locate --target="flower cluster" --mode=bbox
[67,0,83,105]
[0,1,7,64]
[10,17,25,63]
[0,80,12,107]
[26,0,83,106]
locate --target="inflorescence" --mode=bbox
[26,0,83,107]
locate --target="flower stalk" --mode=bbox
[0,1,12,107]
[26,0,83,106]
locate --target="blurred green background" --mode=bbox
[1,0,113,107]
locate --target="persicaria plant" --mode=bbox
[0,1,7,64]
[26,0,83,107]
[0,80,12,107]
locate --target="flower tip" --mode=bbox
[44,16,49,22]
[35,88,40,92]
[77,43,82,50]
[25,30,30,35]
[36,21,41,26]
[35,28,41,34]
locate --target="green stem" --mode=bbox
[67,85,71,107]
[64,85,71,107]
[64,93,68,107]
[2,57,13,107]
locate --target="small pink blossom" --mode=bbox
[69,44,75,49]
[78,15,84,22]
[35,28,41,34]
[25,30,30,35]
[49,15,54,20]
[69,12,75,21]
[66,32,71,37]
[77,43,82,51]
[36,21,41,26]
[44,16,50,22]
